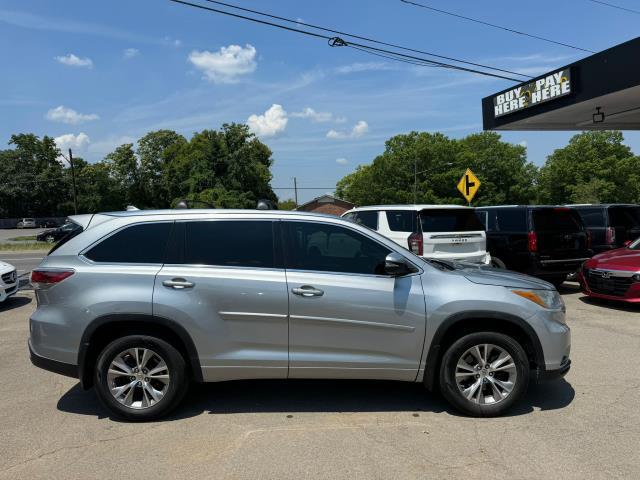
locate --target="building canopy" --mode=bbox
[482,37,640,131]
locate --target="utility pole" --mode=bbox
[69,148,78,215]
[413,158,418,204]
[293,177,298,207]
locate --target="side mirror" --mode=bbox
[384,252,414,276]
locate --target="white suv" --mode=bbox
[343,205,491,265]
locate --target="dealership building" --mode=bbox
[482,36,640,131]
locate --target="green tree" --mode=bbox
[0,134,68,217]
[538,131,640,204]
[165,123,276,208]
[137,130,187,208]
[103,143,142,207]
[336,131,538,206]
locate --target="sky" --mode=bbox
[1,0,639,203]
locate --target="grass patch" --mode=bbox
[0,242,49,251]
[7,235,38,242]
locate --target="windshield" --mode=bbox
[532,208,582,232]
[420,209,485,232]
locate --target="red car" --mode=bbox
[579,238,640,302]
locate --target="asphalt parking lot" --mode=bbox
[1,285,639,480]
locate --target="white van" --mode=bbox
[342,205,491,265]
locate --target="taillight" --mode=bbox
[605,227,615,245]
[408,232,423,256]
[30,269,74,288]
[527,231,538,252]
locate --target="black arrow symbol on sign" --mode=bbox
[465,175,476,196]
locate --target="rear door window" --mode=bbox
[352,211,379,230]
[85,222,172,263]
[496,209,527,231]
[576,208,605,227]
[386,211,417,232]
[532,208,582,232]
[420,209,485,232]
[184,220,276,268]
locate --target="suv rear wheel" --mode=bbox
[439,332,529,417]
[94,335,188,421]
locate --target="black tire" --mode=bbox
[94,335,188,421]
[439,332,529,417]
[490,257,506,269]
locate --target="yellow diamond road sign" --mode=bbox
[457,168,480,203]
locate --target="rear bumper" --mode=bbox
[29,341,78,379]
[529,256,590,277]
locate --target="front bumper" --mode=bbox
[537,358,571,382]
[578,270,640,303]
[29,340,78,378]
[0,270,18,302]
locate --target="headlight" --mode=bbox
[511,289,564,309]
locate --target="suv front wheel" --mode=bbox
[439,332,529,417]
[94,335,188,421]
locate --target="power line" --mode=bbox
[400,0,595,54]
[198,0,531,78]
[587,0,640,14]
[167,0,530,82]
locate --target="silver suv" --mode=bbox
[29,209,571,420]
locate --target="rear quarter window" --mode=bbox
[385,211,417,232]
[575,208,605,228]
[496,209,527,231]
[352,211,379,230]
[84,222,172,263]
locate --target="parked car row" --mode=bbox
[343,203,640,302]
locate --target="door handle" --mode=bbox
[162,278,195,289]
[292,285,324,297]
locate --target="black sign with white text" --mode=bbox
[493,68,572,118]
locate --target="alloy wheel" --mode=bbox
[107,347,170,409]
[455,343,517,405]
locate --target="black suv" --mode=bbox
[476,206,592,287]
[569,204,640,253]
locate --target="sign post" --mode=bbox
[457,168,480,206]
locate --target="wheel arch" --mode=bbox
[78,313,203,389]
[423,311,544,391]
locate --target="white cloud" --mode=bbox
[291,107,342,123]
[123,48,139,59]
[327,120,369,139]
[54,133,90,157]
[164,36,182,47]
[519,140,527,148]
[46,105,99,125]
[335,62,393,74]
[248,104,288,137]
[54,53,93,68]
[188,44,257,83]
[336,158,348,165]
